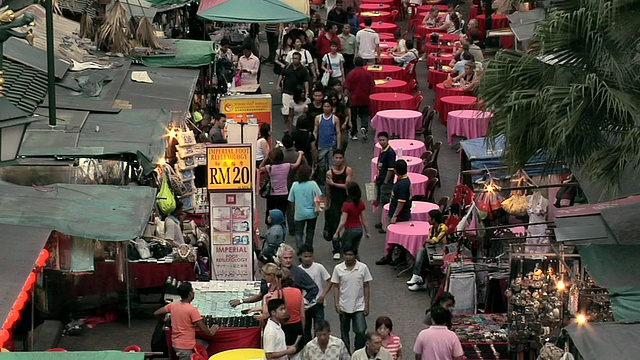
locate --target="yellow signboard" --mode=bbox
[207,145,253,191]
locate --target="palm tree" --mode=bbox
[478,0,640,197]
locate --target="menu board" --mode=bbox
[190,281,262,317]
[210,192,253,280]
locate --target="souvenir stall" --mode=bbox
[163,281,262,359]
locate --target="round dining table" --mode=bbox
[369,93,415,114]
[371,155,423,181]
[440,96,479,124]
[358,10,392,23]
[446,110,492,145]
[378,32,396,41]
[415,25,446,39]
[378,52,395,65]
[361,21,398,34]
[425,43,454,54]
[362,0,394,4]
[405,172,429,197]
[427,52,454,67]
[382,201,439,227]
[360,3,391,11]
[379,41,398,50]
[365,64,404,80]
[371,109,422,139]
[374,78,408,93]
[386,221,432,258]
[427,66,452,88]
[418,4,448,13]
[374,139,426,157]
[434,82,473,119]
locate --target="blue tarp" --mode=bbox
[460,135,569,180]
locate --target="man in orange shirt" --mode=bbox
[154,282,220,360]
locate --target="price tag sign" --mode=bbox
[207,145,253,191]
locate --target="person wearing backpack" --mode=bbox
[277,51,311,132]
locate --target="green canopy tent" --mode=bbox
[197,0,308,22]
[134,39,214,68]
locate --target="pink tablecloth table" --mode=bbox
[383,201,439,227]
[369,93,414,114]
[446,110,492,145]
[434,82,473,120]
[401,172,428,197]
[371,155,423,181]
[386,221,432,257]
[373,79,408,93]
[361,3,391,11]
[374,139,426,157]
[441,96,480,124]
[371,109,423,139]
[361,21,398,34]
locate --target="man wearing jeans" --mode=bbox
[313,99,342,188]
[331,247,372,353]
[344,57,375,140]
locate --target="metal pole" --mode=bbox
[45,0,57,127]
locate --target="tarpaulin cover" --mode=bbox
[577,244,640,322]
[136,40,214,68]
[0,183,155,241]
[460,135,568,180]
[0,352,144,360]
[0,225,51,331]
[197,0,308,22]
[564,322,640,360]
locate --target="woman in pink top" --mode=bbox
[333,182,371,255]
[260,147,304,225]
[376,316,403,360]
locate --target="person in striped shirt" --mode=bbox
[376,316,403,360]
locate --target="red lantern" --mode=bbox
[35,249,50,267]
[21,273,37,293]
[0,330,9,343]
[12,292,28,312]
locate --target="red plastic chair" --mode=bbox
[390,9,399,22]
[408,79,418,94]
[190,354,206,360]
[415,94,424,110]
[408,3,420,19]
[194,344,208,359]
[124,345,141,352]
[46,348,67,352]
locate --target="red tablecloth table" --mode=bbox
[374,139,426,157]
[371,109,422,138]
[371,155,423,181]
[386,221,432,257]
[418,4,448,12]
[427,52,454,67]
[362,0,394,4]
[434,82,473,118]
[361,3,391,11]
[378,33,396,41]
[370,92,414,113]
[427,67,452,88]
[477,13,509,37]
[165,327,261,360]
[361,21,398,34]
[365,64,404,80]
[382,201,439,227]
[374,78,408,93]
[378,53,395,65]
[379,41,398,50]
[446,110,492,145]
[358,11,392,22]
[440,95,479,124]
[425,43,454,54]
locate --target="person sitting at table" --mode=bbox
[453,62,479,92]
[421,5,441,27]
[462,33,484,62]
[452,51,473,76]
[466,19,482,46]
[448,43,470,67]
[406,209,448,291]
[393,39,419,68]
[390,37,408,56]
[439,12,462,34]
[443,3,463,25]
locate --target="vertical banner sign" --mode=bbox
[207,145,254,280]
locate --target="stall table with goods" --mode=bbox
[374,79,408,93]
[371,109,423,139]
[164,281,262,359]
[441,96,480,124]
[427,52,454,67]
[370,155,423,181]
[374,139,426,157]
[452,314,509,360]
[434,82,474,119]
[361,3,391,11]
[360,21,398,34]
[447,110,492,145]
[366,64,404,80]
[358,11,392,22]
[369,92,415,114]
[428,66,452,88]
[382,201,438,226]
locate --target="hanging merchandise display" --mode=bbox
[175,128,198,210]
[475,176,505,220]
[525,191,550,253]
[501,170,535,217]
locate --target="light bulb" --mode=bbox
[556,280,565,291]
[576,314,587,325]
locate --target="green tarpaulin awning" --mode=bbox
[135,39,214,68]
[0,183,156,241]
[0,351,144,360]
[197,0,308,23]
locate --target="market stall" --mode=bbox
[163,281,262,359]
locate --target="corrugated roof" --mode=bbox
[1,58,48,116]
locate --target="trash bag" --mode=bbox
[151,321,168,355]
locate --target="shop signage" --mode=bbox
[206,145,253,191]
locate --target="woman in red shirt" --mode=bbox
[332,181,371,253]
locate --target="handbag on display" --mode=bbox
[134,238,152,259]
[502,171,533,216]
[156,174,176,215]
[173,244,196,262]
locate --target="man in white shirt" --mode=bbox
[264,298,298,360]
[350,332,392,360]
[355,17,380,65]
[393,39,419,68]
[299,245,333,343]
[238,45,261,91]
[413,306,464,360]
[331,247,372,352]
[301,320,350,360]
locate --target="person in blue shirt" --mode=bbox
[313,98,342,188]
[288,164,323,249]
[347,7,359,32]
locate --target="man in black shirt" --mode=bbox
[374,132,396,230]
[277,51,310,131]
[306,88,325,132]
[327,0,349,34]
